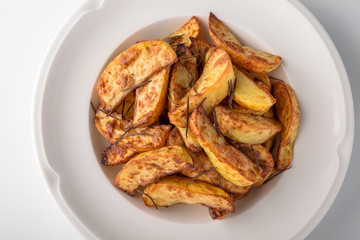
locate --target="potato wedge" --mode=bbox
[168,48,234,127]
[180,151,250,198]
[214,105,283,144]
[272,81,300,170]
[102,145,138,166]
[132,67,170,127]
[208,12,281,73]
[168,47,198,112]
[115,90,135,120]
[232,66,276,112]
[189,106,261,186]
[97,40,177,112]
[231,102,268,116]
[94,110,171,151]
[251,72,271,90]
[142,175,234,214]
[176,126,202,153]
[165,127,185,147]
[163,16,201,47]
[115,146,193,195]
[190,37,213,57]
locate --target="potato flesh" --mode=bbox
[143,175,234,213]
[208,12,281,73]
[97,40,177,112]
[102,145,138,165]
[272,81,300,170]
[168,48,197,112]
[132,67,170,127]
[176,126,202,153]
[233,67,276,111]
[163,16,201,47]
[214,105,283,144]
[168,48,234,127]
[189,106,261,186]
[180,151,250,198]
[115,146,193,195]
[165,128,185,147]
[94,110,171,151]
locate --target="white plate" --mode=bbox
[32,0,354,239]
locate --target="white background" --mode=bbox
[0,0,359,239]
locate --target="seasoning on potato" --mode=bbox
[93,13,300,220]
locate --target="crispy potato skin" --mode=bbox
[97,40,177,112]
[168,48,197,112]
[180,151,250,198]
[143,175,234,214]
[176,127,203,153]
[208,13,281,73]
[251,72,271,91]
[163,16,201,47]
[189,106,261,186]
[168,48,234,127]
[165,128,185,147]
[272,81,300,170]
[94,110,171,151]
[214,105,283,144]
[115,146,193,195]
[102,145,138,165]
[132,67,170,127]
[233,67,276,112]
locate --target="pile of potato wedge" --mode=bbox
[94,13,300,220]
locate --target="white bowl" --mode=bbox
[32,0,354,239]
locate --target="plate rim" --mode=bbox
[31,0,355,239]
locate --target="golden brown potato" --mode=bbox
[208,12,281,73]
[163,16,201,47]
[165,128,185,147]
[189,106,261,186]
[115,146,193,195]
[115,90,135,120]
[142,175,234,215]
[168,48,235,127]
[251,72,271,90]
[232,66,276,112]
[168,47,198,112]
[272,81,300,170]
[180,151,250,198]
[97,40,177,112]
[176,127,203,153]
[231,102,268,116]
[102,145,138,166]
[94,110,171,151]
[132,67,170,127]
[214,105,283,144]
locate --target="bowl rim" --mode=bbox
[31,0,354,239]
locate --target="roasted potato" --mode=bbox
[168,47,198,112]
[272,81,300,170]
[97,40,177,112]
[168,48,235,127]
[94,110,171,151]
[176,126,203,153]
[163,16,201,47]
[189,106,261,186]
[142,175,234,215]
[165,127,185,147]
[115,146,193,195]
[251,71,271,91]
[214,105,283,144]
[132,67,170,127]
[102,145,138,166]
[232,66,276,112]
[180,151,251,199]
[115,90,135,120]
[208,12,281,73]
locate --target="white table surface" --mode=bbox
[1,0,359,239]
